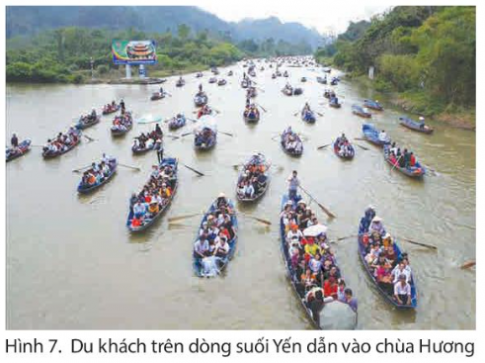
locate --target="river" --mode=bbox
[6,61,476,330]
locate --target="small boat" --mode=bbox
[218,79,227,86]
[283,71,289,77]
[102,104,120,115]
[383,144,426,178]
[194,115,217,151]
[193,197,238,277]
[362,123,390,146]
[151,92,165,101]
[175,79,186,87]
[77,157,117,194]
[271,74,277,79]
[280,194,358,329]
[330,78,339,86]
[6,139,31,162]
[323,67,331,73]
[42,129,82,158]
[333,139,355,160]
[281,128,303,156]
[317,76,327,84]
[111,112,133,137]
[126,158,178,232]
[194,92,208,107]
[241,79,250,88]
[282,87,293,96]
[399,116,434,134]
[247,87,257,98]
[76,115,100,130]
[364,99,383,111]
[323,89,335,99]
[236,153,270,202]
[352,104,372,118]
[329,97,342,108]
[243,107,260,123]
[248,71,256,77]
[209,77,217,84]
[168,115,187,130]
[196,72,203,78]
[228,70,233,76]
[357,212,417,309]
[132,139,156,154]
[293,88,303,96]
[301,109,316,124]
[301,77,307,82]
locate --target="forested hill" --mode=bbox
[315,6,476,124]
[6,6,323,48]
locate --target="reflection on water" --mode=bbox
[6,62,475,330]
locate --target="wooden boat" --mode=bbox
[6,139,31,162]
[364,99,383,111]
[383,145,426,178]
[282,87,293,96]
[236,154,270,202]
[228,70,233,76]
[301,77,307,82]
[217,79,227,86]
[168,115,186,130]
[76,115,100,130]
[399,116,434,134]
[330,78,339,86]
[194,116,217,150]
[248,71,256,77]
[301,109,316,124]
[126,158,178,233]
[323,67,331,73]
[209,77,217,84]
[42,129,81,159]
[150,92,165,101]
[323,90,335,99]
[175,79,185,87]
[243,108,260,123]
[333,140,355,160]
[283,71,289,77]
[317,76,327,84]
[281,128,303,156]
[329,99,341,108]
[357,215,417,309]
[352,104,372,118]
[194,92,208,107]
[280,194,357,329]
[196,72,203,78]
[271,74,277,79]
[362,123,390,147]
[193,197,238,277]
[241,79,250,88]
[102,104,120,115]
[77,158,117,194]
[293,88,303,95]
[132,140,155,155]
[111,112,133,136]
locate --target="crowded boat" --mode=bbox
[42,127,81,158]
[77,154,117,194]
[236,153,269,202]
[281,127,303,156]
[333,133,355,159]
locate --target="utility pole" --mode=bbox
[90,57,94,80]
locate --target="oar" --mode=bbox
[461,260,476,269]
[181,163,205,177]
[356,144,369,151]
[243,214,272,226]
[391,155,404,172]
[336,234,357,241]
[168,212,201,223]
[354,137,366,141]
[72,164,92,173]
[220,131,234,137]
[118,163,141,171]
[317,143,331,150]
[187,118,198,123]
[400,237,437,250]
[256,103,267,112]
[180,132,192,138]
[83,135,95,142]
[298,185,336,219]
[317,112,324,117]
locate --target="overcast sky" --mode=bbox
[199,1,390,34]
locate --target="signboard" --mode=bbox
[112,40,157,65]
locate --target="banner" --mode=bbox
[112,40,157,65]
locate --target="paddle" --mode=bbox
[317,112,324,117]
[118,163,141,171]
[356,144,369,151]
[317,143,332,150]
[242,214,272,226]
[399,237,437,250]
[220,131,234,137]
[181,163,205,177]
[298,185,336,219]
[461,260,476,269]
[180,132,192,138]
[168,212,201,223]
[354,137,366,141]
[83,135,95,142]
[72,164,92,173]
[256,103,267,113]
[391,155,404,173]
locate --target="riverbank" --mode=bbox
[348,75,476,131]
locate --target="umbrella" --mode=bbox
[303,224,328,237]
[319,301,358,330]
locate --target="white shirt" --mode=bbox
[391,266,410,283]
[394,281,411,296]
[286,229,303,242]
[215,241,229,254]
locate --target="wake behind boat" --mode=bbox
[193,195,238,277]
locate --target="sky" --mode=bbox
[199,1,390,34]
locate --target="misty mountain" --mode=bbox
[6,6,324,49]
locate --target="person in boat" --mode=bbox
[330,96,339,105]
[391,262,410,284]
[11,133,18,148]
[198,84,203,93]
[369,216,386,237]
[378,130,388,143]
[359,205,376,234]
[90,108,97,120]
[120,99,125,114]
[194,236,210,259]
[339,288,358,312]
[159,86,164,95]
[214,236,229,258]
[287,170,300,200]
[133,200,148,220]
[394,274,412,306]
